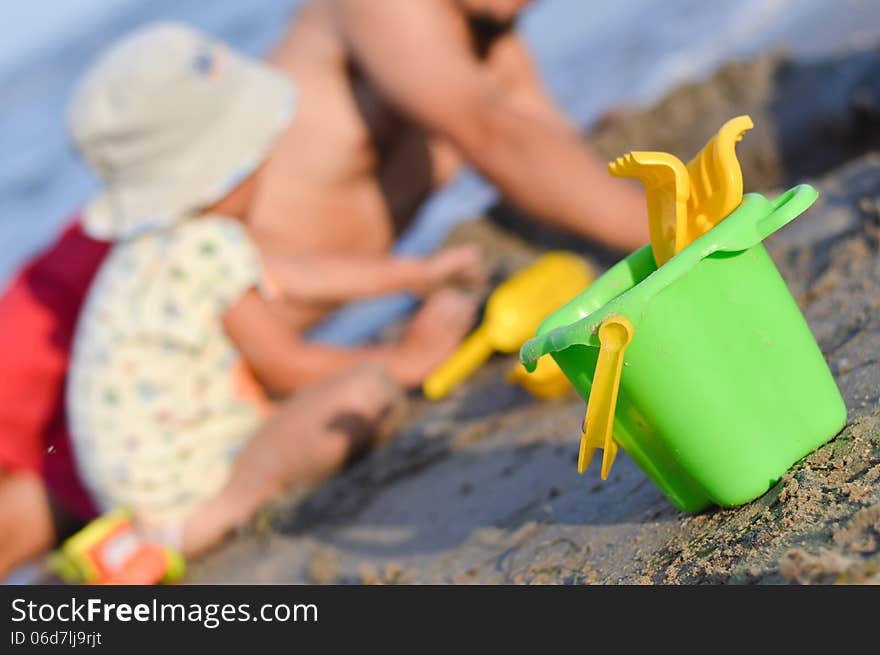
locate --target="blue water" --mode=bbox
[2,0,879,286]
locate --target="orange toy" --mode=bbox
[50,510,185,585]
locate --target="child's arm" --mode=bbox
[262,244,484,305]
[223,286,477,394]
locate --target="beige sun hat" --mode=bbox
[68,22,296,240]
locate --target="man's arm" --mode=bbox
[481,30,576,135]
[331,0,648,251]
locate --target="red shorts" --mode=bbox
[0,220,110,521]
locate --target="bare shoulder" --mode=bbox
[483,29,539,83]
[329,0,471,49]
[267,0,347,69]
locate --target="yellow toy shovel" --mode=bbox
[423,252,592,400]
[609,115,753,267]
[577,315,634,479]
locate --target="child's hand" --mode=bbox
[398,288,480,385]
[416,245,487,295]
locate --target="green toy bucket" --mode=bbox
[520,185,847,512]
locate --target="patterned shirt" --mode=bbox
[68,215,267,522]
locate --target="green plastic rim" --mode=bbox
[520,184,818,367]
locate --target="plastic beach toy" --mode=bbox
[424,252,592,400]
[50,510,185,585]
[577,315,633,479]
[520,183,847,512]
[507,353,575,399]
[609,115,753,266]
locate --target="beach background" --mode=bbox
[3,0,880,284]
[3,1,880,584]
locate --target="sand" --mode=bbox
[188,47,880,585]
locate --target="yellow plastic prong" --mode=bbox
[609,152,689,266]
[578,316,634,479]
[685,115,753,240]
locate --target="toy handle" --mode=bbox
[756,184,819,242]
[578,316,634,479]
[423,325,493,400]
[716,184,818,254]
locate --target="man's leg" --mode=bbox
[180,364,404,556]
[0,470,56,578]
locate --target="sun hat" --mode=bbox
[68,22,296,240]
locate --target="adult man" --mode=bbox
[253,0,647,332]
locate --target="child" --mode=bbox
[0,22,482,579]
[63,24,480,559]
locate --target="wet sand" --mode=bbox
[189,48,880,584]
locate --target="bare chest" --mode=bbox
[251,75,422,254]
